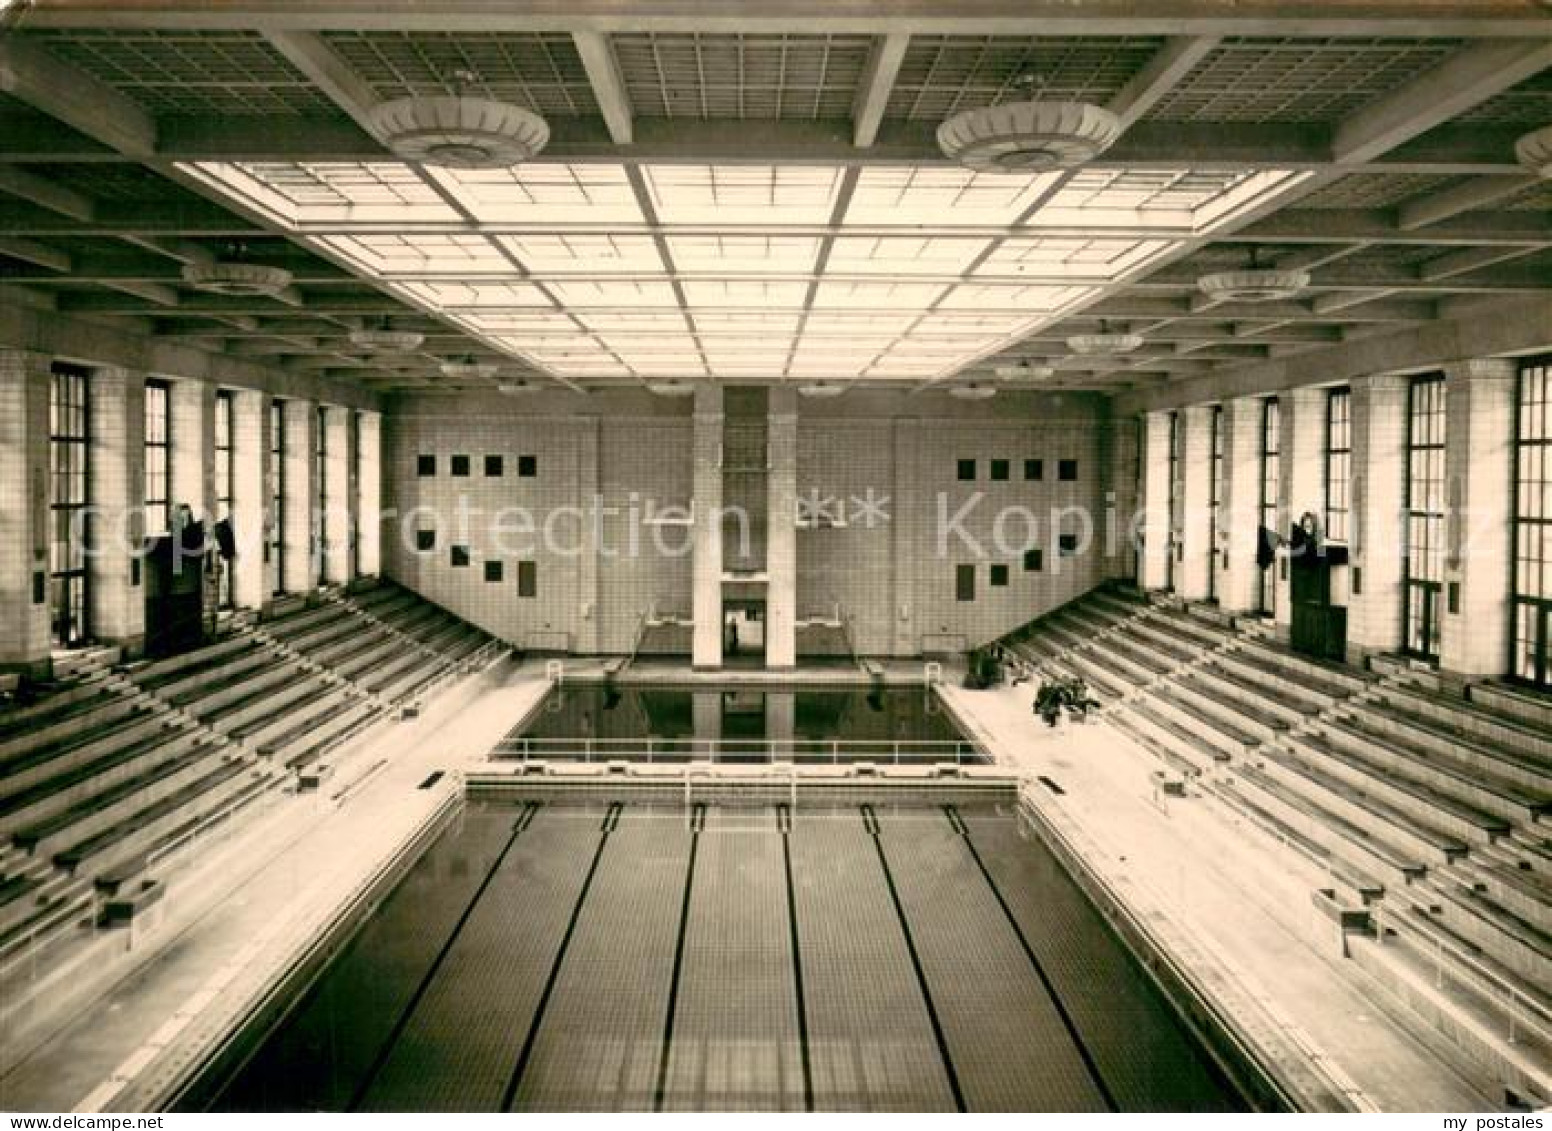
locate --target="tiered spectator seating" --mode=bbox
[0,580,506,977]
[998,584,1552,1091]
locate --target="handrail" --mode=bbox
[493,735,985,765]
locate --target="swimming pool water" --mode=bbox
[202,798,1248,1112]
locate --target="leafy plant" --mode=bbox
[1032,675,1100,727]
[962,645,1004,690]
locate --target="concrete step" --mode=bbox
[1339,699,1552,802]
[1226,763,1422,888]
[1109,706,1222,775]
[0,725,205,837]
[1285,731,1510,848]
[0,713,172,802]
[1209,648,1350,713]
[128,636,253,688]
[1311,716,1546,828]
[1167,674,1289,744]
[1378,683,1552,766]
[1257,745,1466,868]
[1190,663,1314,728]
[203,670,319,735]
[1143,685,1260,759]
[1412,879,1552,992]
[0,682,115,737]
[0,692,138,763]
[15,743,230,859]
[1469,681,1552,733]
[1443,859,1552,937]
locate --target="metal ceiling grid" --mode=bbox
[1149,37,1464,124]
[321,31,599,117]
[884,35,1163,121]
[1454,70,1552,126]
[612,33,873,120]
[23,29,337,116]
[1297,173,1467,210]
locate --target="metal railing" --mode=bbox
[492,735,986,765]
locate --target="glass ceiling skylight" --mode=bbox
[179,159,1308,387]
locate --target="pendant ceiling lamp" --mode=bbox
[1515,124,1552,179]
[1066,323,1143,356]
[938,99,1122,173]
[368,70,550,169]
[350,320,424,353]
[439,356,499,381]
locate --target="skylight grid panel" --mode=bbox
[230,162,460,223]
[397,281,551,309]
[429,164,643,223]
[547,280,680,308]
[666,235,822,273]
[681,279,809,308]
[317,233,513,276]
[911,311,1041,336]
[811,281,946,310]
[937,283,1090,311]
[645,165,843,223]
[461,312,580,335]
[499,234,665,273]
[975,237,1161,278]
[692,312,804,336]
[597,334,701,356]
[827,236,990,276]
[576,311,694,334]
[847,167,1062,225]
[787,354,874,377]
[620,355,708,377]
[801,311,919,336]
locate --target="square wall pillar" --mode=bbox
[766,386,797,669]
[0,350,54,675]
[230,390,269,609]
[358,410,382,578]
[170,378,214,521]
[87,368,145,654]
[1139,411,1172,591]
[1346,373,1410,661]
[321,405,353,586]
[1441,357,1516,678]
[280,399,316,595]
[691,385,724,669]
[1276,386,1327,634]
[1102,410,1140,583]
[1178,404,1216,602]
[1217,396,1263,615]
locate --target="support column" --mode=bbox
[1276,386,1327,637]
[765,691,795,756]
[170,378,214,522]
[691,385,724,669]
[0,350,53,675]
[230,390,268,609]
[281,399,316,595]
[1100,405,1140,582]
[358,410,382,578]
[766,386,797,669]
[1217,396,1263,615]
[321,405,352,586]
[575,417,601,654]
[1347,373,1410,661]
[1441,357,1516,677]
[692,690,722,757]
[88,368,145,654]
[1139,411,1172,591]
[1178,404,1216,602]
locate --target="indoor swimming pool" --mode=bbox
[195,797,1252,1112]
[500,682,984,763]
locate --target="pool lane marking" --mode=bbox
[777,803,815,1111]
[501,801,624,1110]
[861,804,967,1113]
[944,804,1119,1113]
[651,801,705,1111]
[347,800,542,1112]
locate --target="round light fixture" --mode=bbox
[938,100,1123,173]
[497,381,538,395]
[181,262,293,297]
[349,326,425,353]
[646,380,696,397]
[1515,124,1552,179]
[948,383,998,400]
[1066,331,1143,356]
[1197,268,1311,303]
[798,382,845,398]
[993,361,1055,381]
[367,95,550,169]
[439,356,499,381]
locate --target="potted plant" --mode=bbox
[1032,674,1100,727]
[962,644,1004,690]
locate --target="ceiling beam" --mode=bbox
[1333,39,1552,165]
[120,235,218,267]
[0,37,156,159]
[1396,175,1538,231]
[0,165,94,221]
[1106,36,1220,131]
[1416,244,1542,282]
[572,29,634,146]
[18,1,1548,37]
[0,236,71,272]
[261,30,382,135]
[102,280,180,307]
[852,32,910,149]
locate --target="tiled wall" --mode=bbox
[386,386,1110,657]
